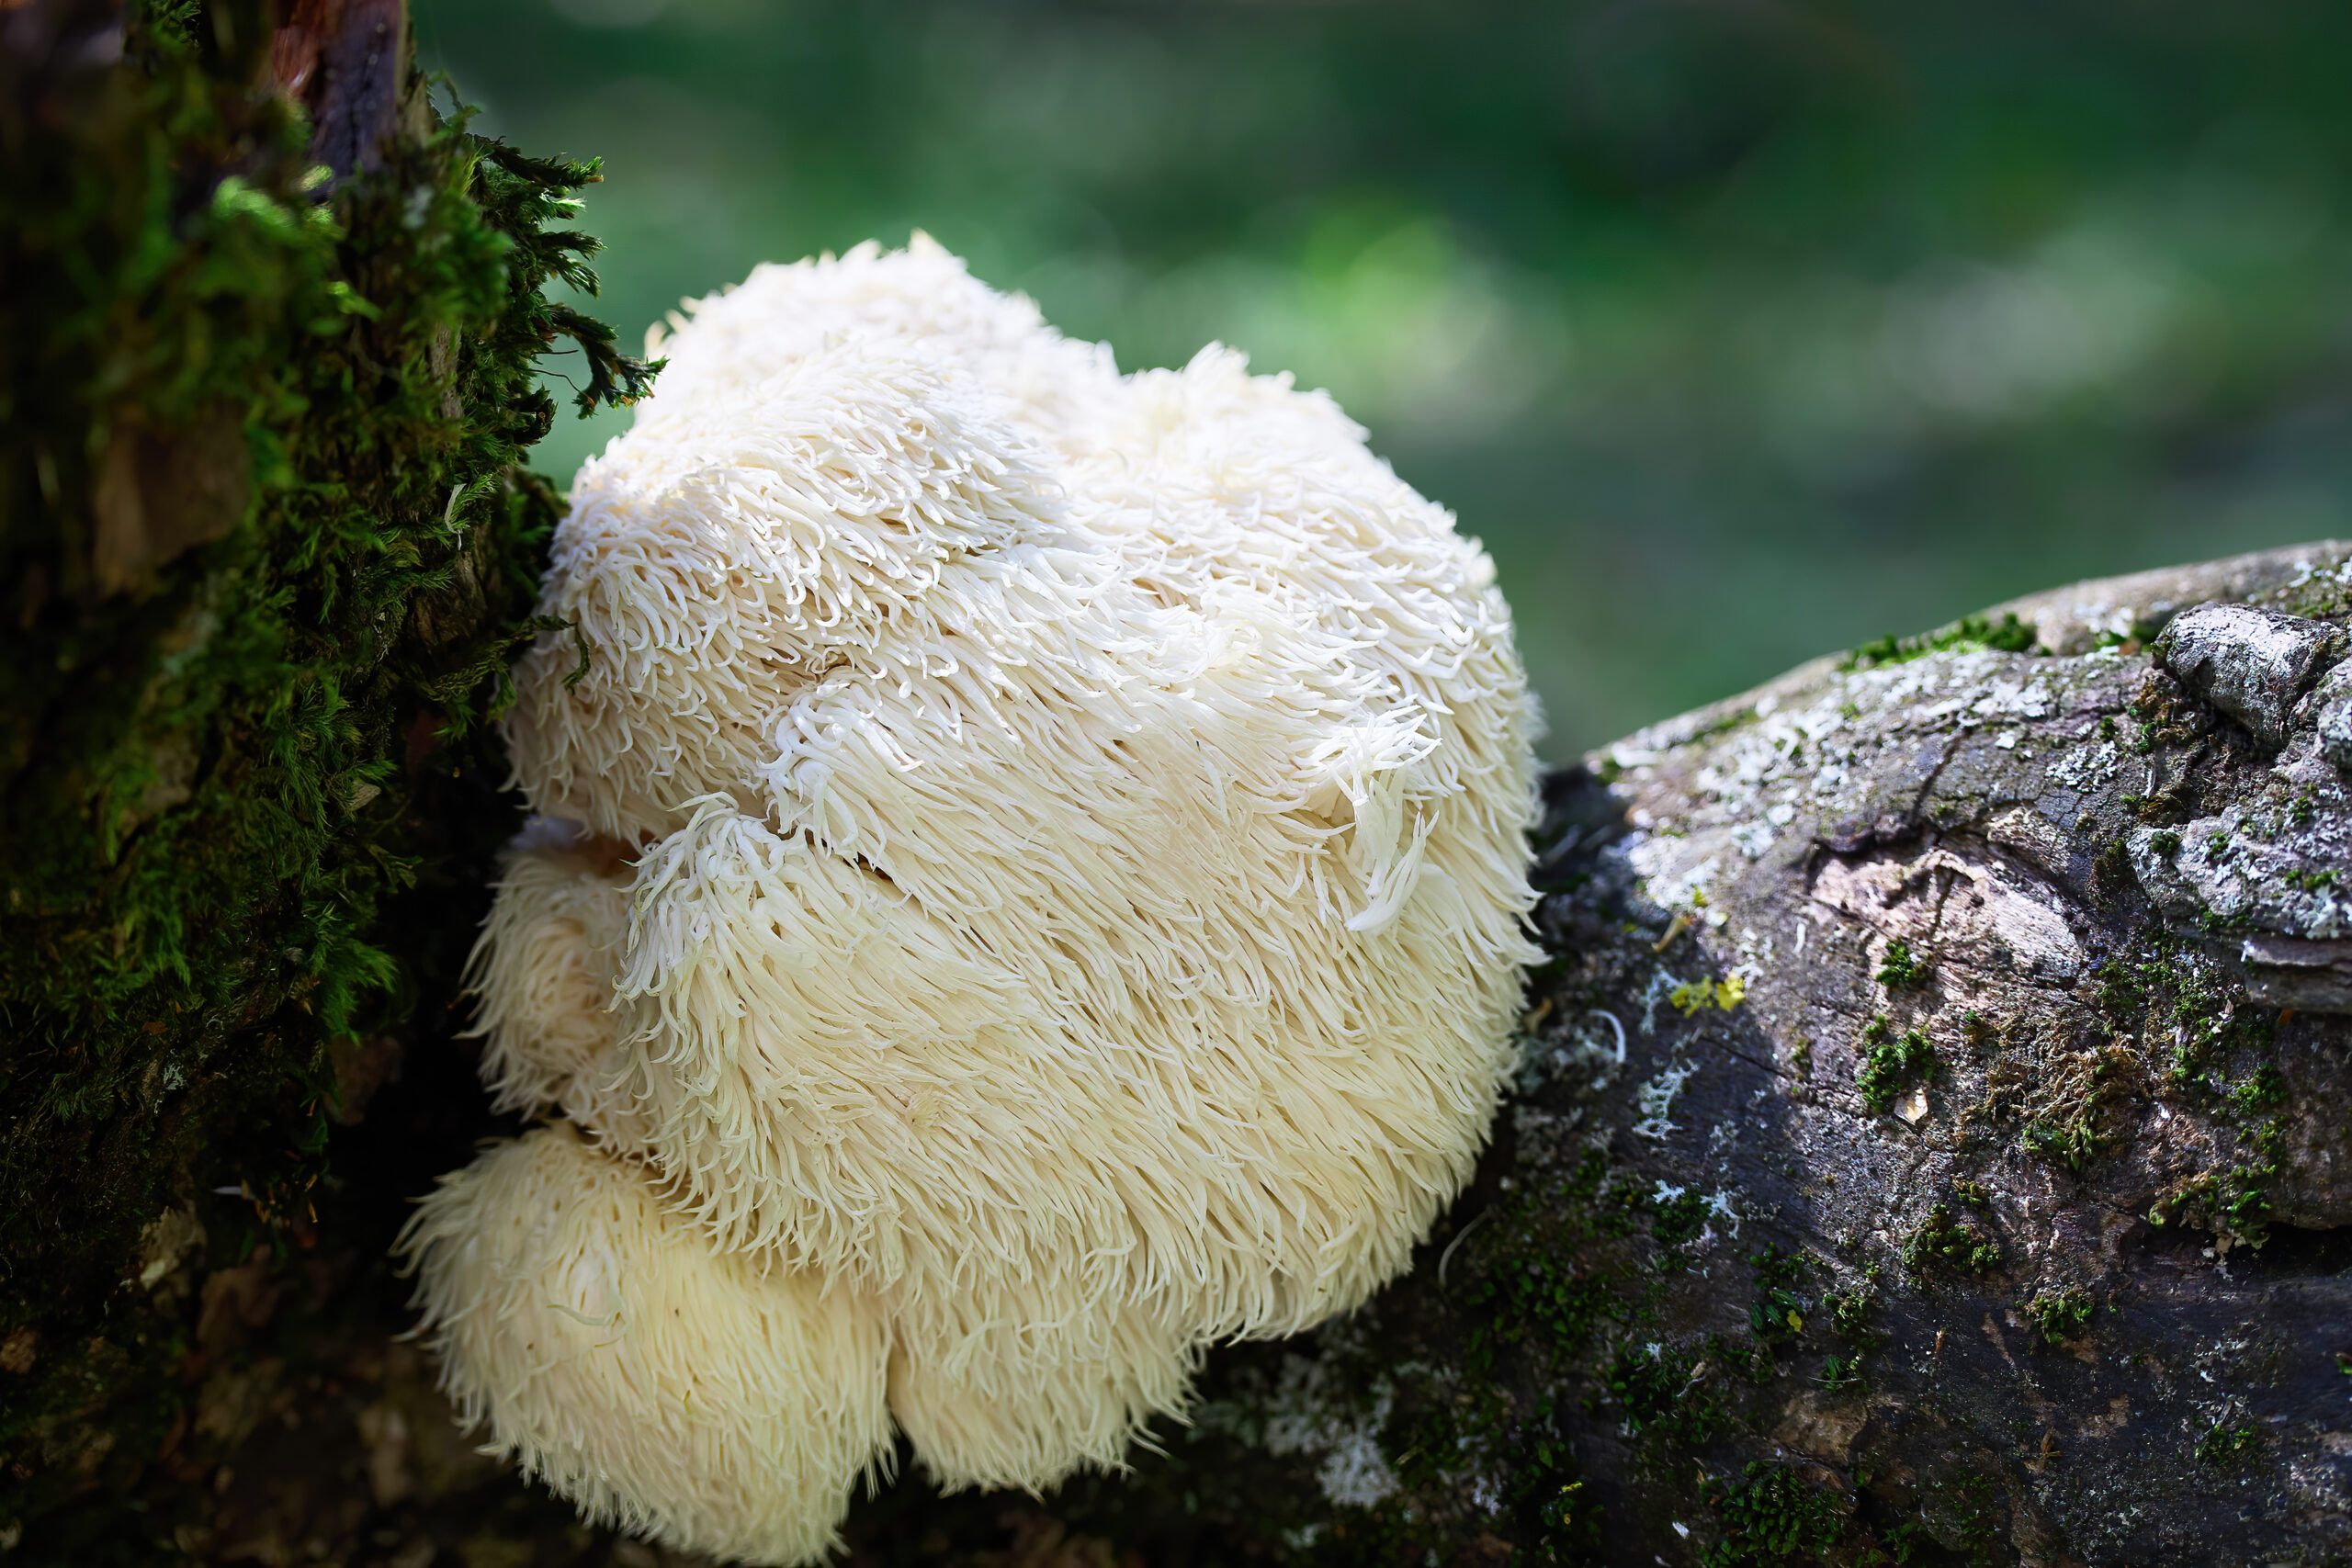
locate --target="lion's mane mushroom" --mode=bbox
[403,235,1541,1564]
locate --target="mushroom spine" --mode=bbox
[402,234,1542,1564]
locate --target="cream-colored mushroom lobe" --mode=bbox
[405,235,1541,1564]
[400,1123,892,1564]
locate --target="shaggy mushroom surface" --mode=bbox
[403,236,1541,1564]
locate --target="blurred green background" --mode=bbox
[413,0,2352,758]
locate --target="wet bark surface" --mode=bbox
[19,543,2352,1567]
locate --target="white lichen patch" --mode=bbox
[1516,1010,1628,1100]
[1705,1189,1741,1235]
[2136,813,2352,939]
[1604,652,2092,888]
[1261,1356,1399,1510]
[1628,839,1730,911]
[1637,968,1688,1036]
[1632,1058,1697,1142]
[1969,673,2058,722]
[2290,556,2352,592]
[2045,737,2125,791]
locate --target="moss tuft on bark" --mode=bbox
[0,0,648,1549]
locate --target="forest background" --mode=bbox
[10,2,2352,1562]
[420,0,2352,758]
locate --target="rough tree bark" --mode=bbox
[8,8,2352,1565]
[0,1,651,1560]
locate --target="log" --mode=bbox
[874,539,2352,1568]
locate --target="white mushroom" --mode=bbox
[461,816,631,1120]
[401,1122,892,1563]
[403,236,1541,1564]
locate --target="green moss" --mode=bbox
[2097,935,2276,1100]
[1498,1400,1606,1564]
[1653,1188,1712,1255]
[1817,1354,1864,1393]
[0,0,650,1540]
[2094,834,2136,886]
[1859,1521,1937,1566]
[1754,1245,1805,1292]
[1576,1154,1650,1241]
[2150,1157,2276,1246]
[2085,937,2287,1242]
[2196,1421,2260,1465]
[1461,1148,1657,1373]
[1701,1462,1846,1566]
[1874,939,1928,991]
[1747,1245,1807,1344]
[1705,1330,1780,1388]
[1532,1477,1605,1563]
[2020,1099,2110,1170]
[1421,1128,1761,1557]
[1748,1290,1805,1344]
[1945,1477,2001,1566]
[2091,956,2145,1016]
[1384,1388,1475,1496]
[2232,1065,2287,1113]
[1466,1253,1619,1360]
[1902,1204,2000,1275]
[2020,1286,2093,1345]
[1822,1287,1880,1346]
[1843,611,2039,672]
[1857,1021,1938,1115]
[1600,1344,1721,1445]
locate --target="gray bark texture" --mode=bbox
[24,544,2352,1568]
[1001,537,2352,1568]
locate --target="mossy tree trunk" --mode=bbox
[9,6,2352,1564]
[0,1,649,1560]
